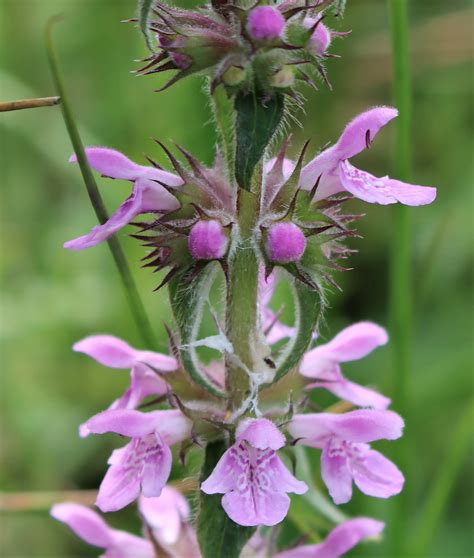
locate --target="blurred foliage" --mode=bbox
[0,0,472,556]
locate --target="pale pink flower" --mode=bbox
[139,487,200,557]
[84,409,191,512]
[288,410,404,504]
[51,502,154,557]
[74,335,177,436]
[298,107,437,205]
[65,147,182,250]
[300,322,390,409]
[201,418,307,527]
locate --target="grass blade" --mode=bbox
[45,16,158,350]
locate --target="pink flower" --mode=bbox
[201,418,307,527]
[247,6,285,41]
[74,335,177,436]
[275,517,384,558]
[65,147,182,250]
[299,107,437,205]
[288,410,404,504]
[266,223,306,263]
[139,488,200,557]
[51,502,154,557]
[84,409,191,512]
[188,220,228,260]
[300,322,390,409]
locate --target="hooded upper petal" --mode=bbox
[339,161,437,206]
[301,322,388,370]
[84,409,190,440]
[70,147,182,185]
[308,379,391,410]
[288,410,404,448]
[236,418,286,450]
[333,107,398,161]
[275,517,385,558]
[297,107,399,193]
[73,335,140,368]
[73,334,177,372]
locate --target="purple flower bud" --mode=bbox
[266,223,306,263]
[247,6,285,41]
[305,17,332,56]
[188,220,228,260]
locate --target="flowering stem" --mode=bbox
[45,18,158,350]
[388,0,412,552]
[226,188,260,411]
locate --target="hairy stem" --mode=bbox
[388,0,412,553]
[226,188,261,412]
[45,18,158,350]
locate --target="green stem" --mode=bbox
[225,188,261,411]
[388,1,412,554]
[45,18,158,350]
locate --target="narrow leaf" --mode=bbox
[235,91,284,191]
[168,265,226,398]
[197,441,256,558]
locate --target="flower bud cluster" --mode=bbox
[136,0,342,95]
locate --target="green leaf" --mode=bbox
[138,0,156,52]
[168,265,226,398]
[235,91,284,191]
[271,279,321,385]
[197,441,256,558]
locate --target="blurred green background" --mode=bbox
[1,0,472,556]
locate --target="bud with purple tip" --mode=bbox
[305,17,332,57]
[266,222,306,263]
[188,220,228,261]
[247,6,285,41]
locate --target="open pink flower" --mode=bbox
[84,409,191,512]
[139,488,200,557]
[299,107,437,205]
[201,418,307,527]
[74,335,177,436]
[65,147,182,250]
[51,502,154,557]
[276,517,384,558]
[300,322,390,409]
[288,410,404,504]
